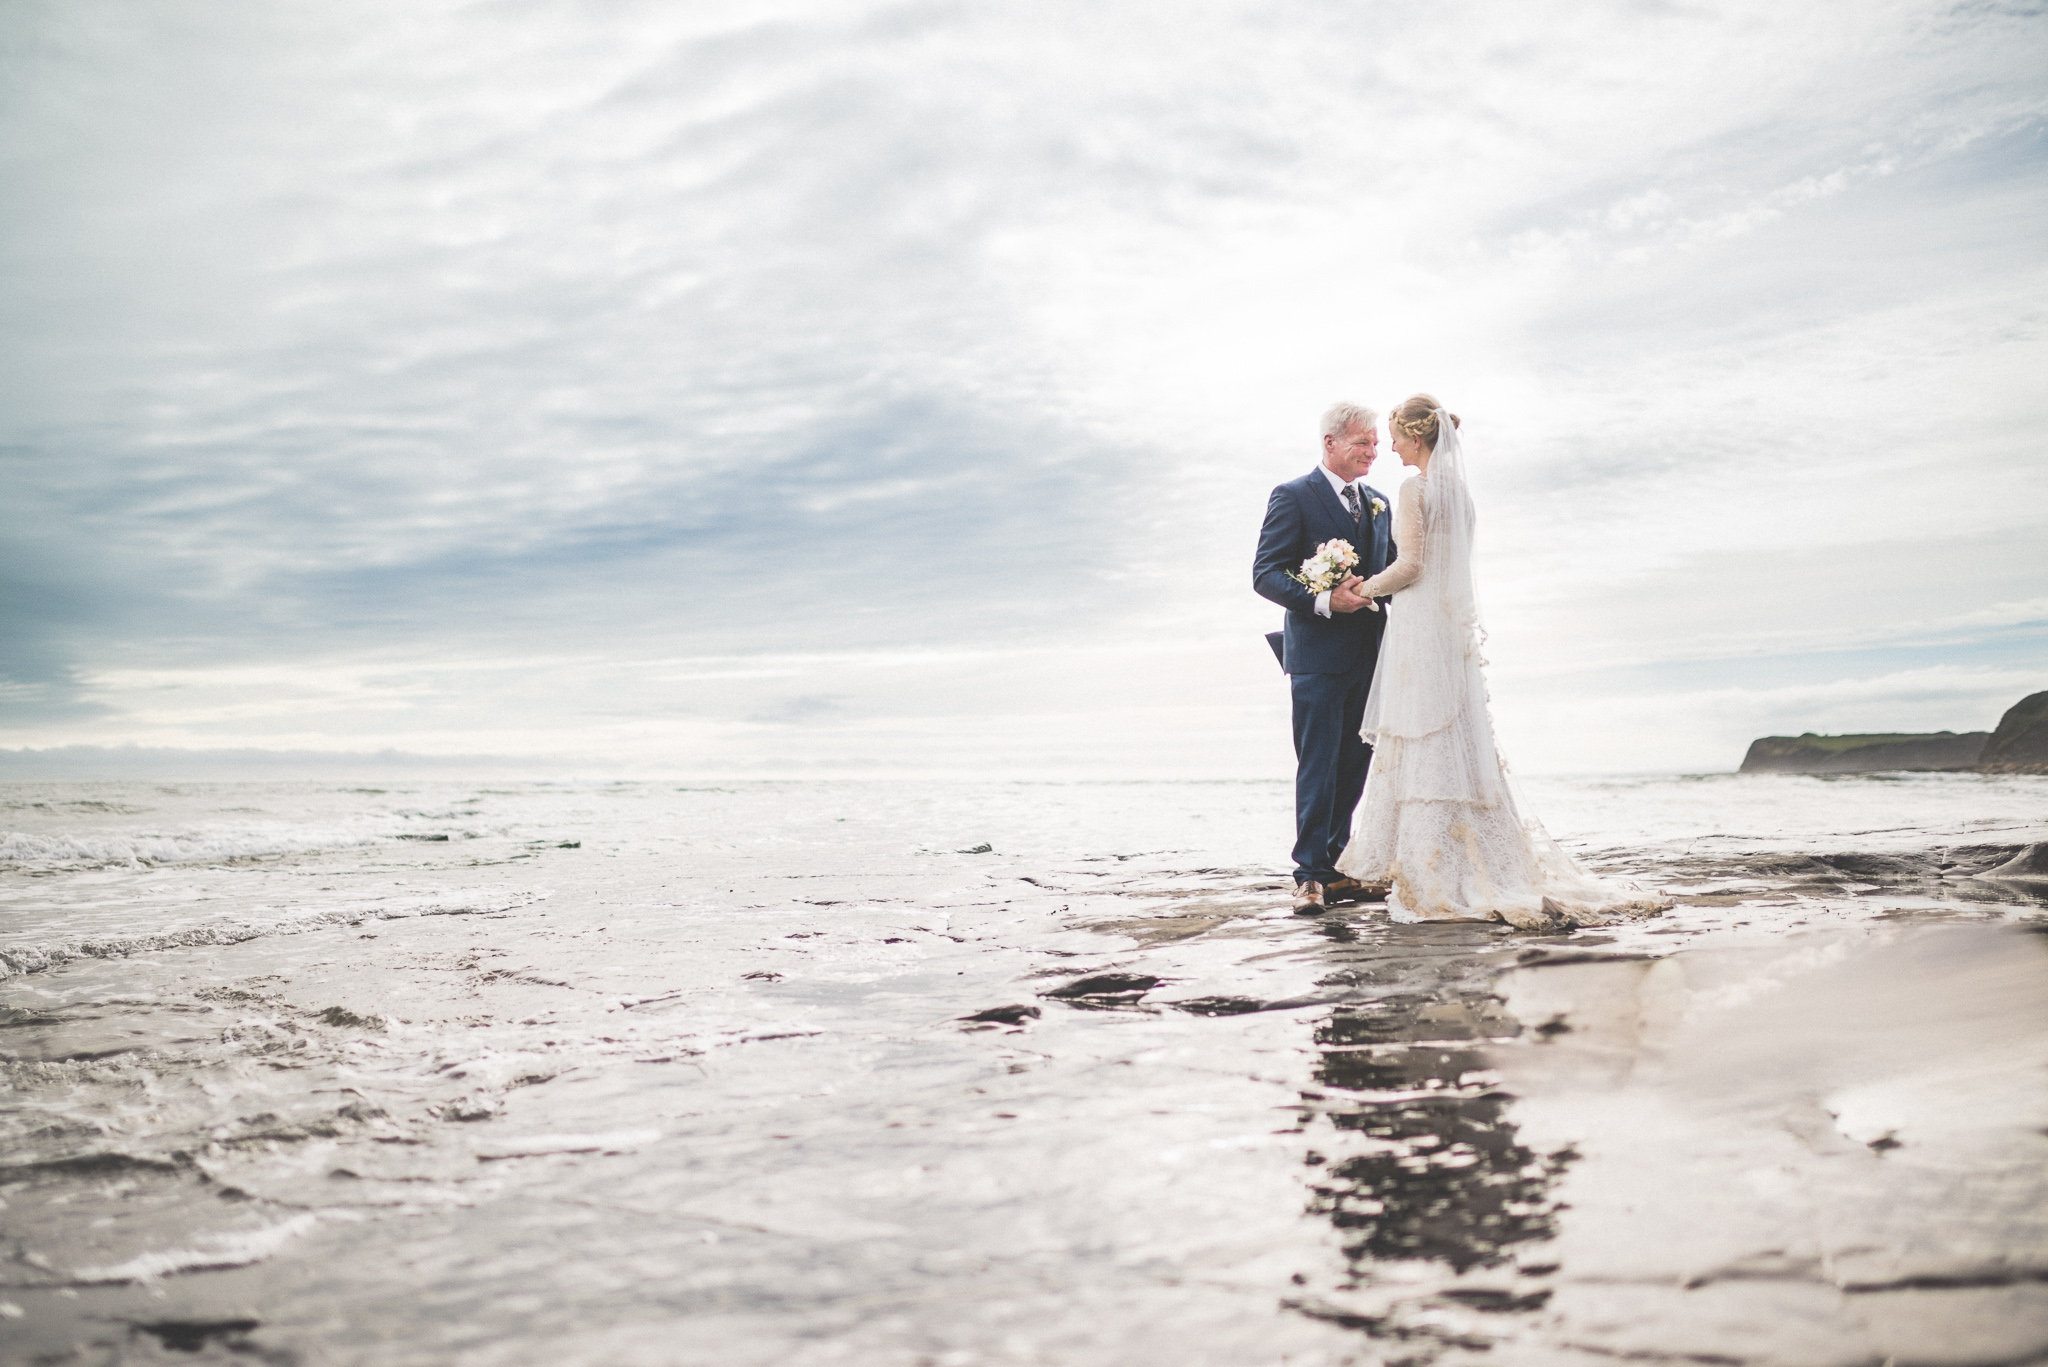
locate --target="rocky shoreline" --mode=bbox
[4,776,2045,1366]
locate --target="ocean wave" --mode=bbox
[68,1213,326,1284]
[0,798,151,815]
[0,824,477,872]
[0,1151,187,1181]
[474,1128,661,1161]
[0,895,527,981]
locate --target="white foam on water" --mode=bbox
[0,894,531,981]
[68,1212,326,1284]
[0,823,472,872]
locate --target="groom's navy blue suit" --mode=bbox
[1253,468,1394,887]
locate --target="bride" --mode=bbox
[1335,395,1667,930]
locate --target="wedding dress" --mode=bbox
[1335,414,1667,929]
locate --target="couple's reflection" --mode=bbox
[1292,916,1569,1327]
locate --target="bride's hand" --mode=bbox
[1331,577,1375,614]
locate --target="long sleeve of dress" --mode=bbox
[1353,477,1424,598]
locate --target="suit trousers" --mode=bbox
[1290,668,1374,885]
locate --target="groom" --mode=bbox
[1252,402,1394,913]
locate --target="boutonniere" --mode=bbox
[1369,496,1387,517]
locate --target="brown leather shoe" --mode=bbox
[1292,880,1327,914]
[1326,877,1389,904]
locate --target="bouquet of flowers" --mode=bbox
[1290,539,1359,594]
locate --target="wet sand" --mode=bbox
[2,777,2045,1364]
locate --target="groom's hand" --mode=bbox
[1330,577,1375,614]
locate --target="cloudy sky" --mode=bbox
[3,0,2044,778]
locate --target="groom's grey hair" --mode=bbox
[1320,402,1379,439]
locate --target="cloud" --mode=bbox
[745,693,848,726]
[1,0,2043,774]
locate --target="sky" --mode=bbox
[2,0,2045,779]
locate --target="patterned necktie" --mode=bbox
[1341,483,1362,525]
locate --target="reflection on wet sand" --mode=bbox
[1278,895,2048,1364]
[1285,917,1575,1350]
[1307,1000,1564,1277]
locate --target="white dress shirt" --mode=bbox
[1313,464,1367,619]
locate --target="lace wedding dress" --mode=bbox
[1335,414,1667,930]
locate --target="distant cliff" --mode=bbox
[1739,689,2048,774]
[1979,691,2048,773]
[1740,731,1989,774]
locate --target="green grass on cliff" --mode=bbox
[1772,732,1977,752]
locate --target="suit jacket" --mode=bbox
[1252,468,1394,675]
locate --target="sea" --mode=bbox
[2,773,2045,1365]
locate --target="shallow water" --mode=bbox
[2,775,2045,1364]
